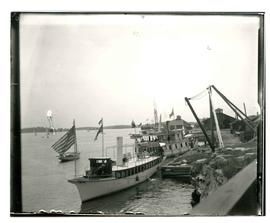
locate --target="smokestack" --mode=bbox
[116,137,123,166]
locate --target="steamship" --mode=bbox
[68,137,164,202]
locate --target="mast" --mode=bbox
[209,88,215,146]
[73,119,77,177]
[243,102,247,116]
[208,87,224,149]
[158,114,162,132]
[185,97,215,152]
[102,121,104,157]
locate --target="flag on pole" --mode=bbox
[94,118,103,141]
[98,118,103,125]
[169,108,174,118]
[94,125,103,141]
[51,125,76,154]
[131,120,136,128]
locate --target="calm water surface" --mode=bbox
[22,128,193,215]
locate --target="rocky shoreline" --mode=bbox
[173,136,257,200]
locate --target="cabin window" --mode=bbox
[131,168,134,175]
[122,171,126,178]
[116,171,121,178]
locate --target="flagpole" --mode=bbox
[73,119,77,177]
[101,119,104,157]
[102,130,104,157]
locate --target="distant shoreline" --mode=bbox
[21,125,134,133]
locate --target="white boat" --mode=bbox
[131,130,190,158]
[68,137,164,202]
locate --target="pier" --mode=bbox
[190,160,258,215]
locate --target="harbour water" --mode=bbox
[22,128,193,215]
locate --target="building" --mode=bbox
[230,115,260,142]
[167,115,192,131]
[202,108,236,130]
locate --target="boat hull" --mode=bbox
[58,152,80,162]
[69,161,162,202]
[163,142,189,158]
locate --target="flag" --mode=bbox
[94,124,103,141]
[98,118,103,125]
[51,125,76,154]
[131,120,136,128]
[169,108,174,118]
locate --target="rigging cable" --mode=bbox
[188,89,208,101]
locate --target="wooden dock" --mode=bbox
[189,160,258,215]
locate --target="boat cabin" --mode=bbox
[86,158,113,178]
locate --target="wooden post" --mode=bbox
[11,12,22,213]
[102,131,104,157]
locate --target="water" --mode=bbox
[22,128,193,215]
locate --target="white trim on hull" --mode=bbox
[69,161,162,202]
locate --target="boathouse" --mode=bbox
[202,108,236,130]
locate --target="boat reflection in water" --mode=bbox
[80,172,193,215]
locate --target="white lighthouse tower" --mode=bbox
[47,110,56,136]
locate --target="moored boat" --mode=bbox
[51,120,80,162]
[68,136,164,202]
[57,151,80,162]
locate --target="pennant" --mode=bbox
[131,120,136,128]
[169,108,174,118]
[98,118,103,125]
[94,124,103,141]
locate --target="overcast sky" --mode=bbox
[20,14,260,128]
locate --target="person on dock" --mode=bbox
[191,187,201,207]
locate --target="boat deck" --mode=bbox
[69,156,160,183]
[112,156,159,171]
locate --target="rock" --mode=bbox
[224,147,233,151]
[234,147,249,152]
[215,169,223,175]
[195,158,208,164]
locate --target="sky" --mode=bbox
[20,14,260,128]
